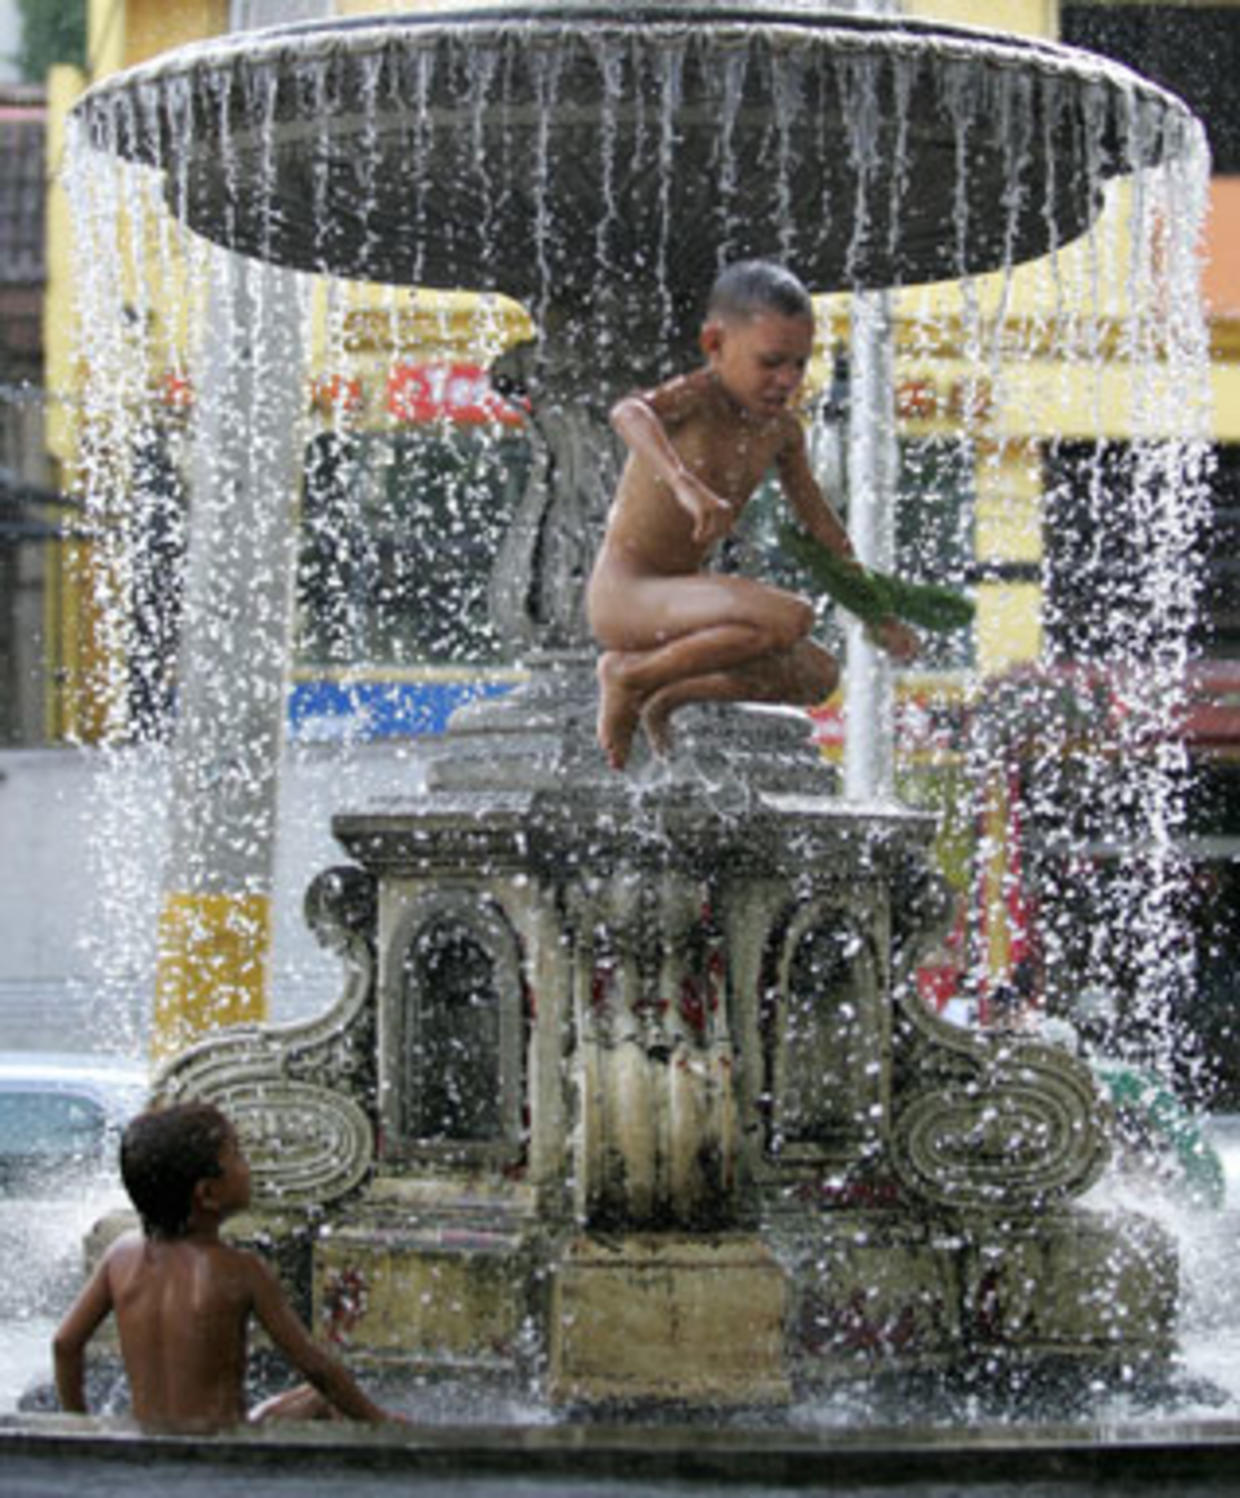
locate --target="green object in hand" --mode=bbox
[779,525,975,634]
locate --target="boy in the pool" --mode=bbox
[53,1101,400,1432]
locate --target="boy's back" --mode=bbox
[105,1232,256,1430]
[54,1101,394,1431]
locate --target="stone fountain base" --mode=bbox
[300,1201,1173,1406]
[139,693,1177,1407]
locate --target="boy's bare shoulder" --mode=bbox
[93,1230,150,1305]
[101,1229,146,1273]
[107,1232,270,1287]
[219,1240,289,1300]
[772,405,811,456]
[638,367,717,427]
[200,1237,274,1281]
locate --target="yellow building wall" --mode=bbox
[123,0,228,69]
[976,445,1042,566]
[43,67,84,474]
[86,0,125,77]
[974,584,1041,673]
[334,1,490,14]
[904,0,1058,40]
[43,65,94,739]
[87,0,228,83]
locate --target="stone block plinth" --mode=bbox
[549,1234,790,1405]
[312,1219,535,1377]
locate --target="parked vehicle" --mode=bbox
[0,1053,148,1409]
[0,1052,148,1194]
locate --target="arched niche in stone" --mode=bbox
[761,896,888,1173]
[379,889,526,1167]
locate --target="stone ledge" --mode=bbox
[5,1412,1240,1490]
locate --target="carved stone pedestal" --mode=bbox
[550,1234,790,1405]
[149,699,1177,1403]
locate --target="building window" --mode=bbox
[1196,445,1240,659]
[230,0,333,31]
[1045,439,1222,665]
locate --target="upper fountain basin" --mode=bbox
[72,4,1201,319]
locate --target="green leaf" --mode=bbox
[779,525,975,634]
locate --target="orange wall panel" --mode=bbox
[1204,176,1240,322]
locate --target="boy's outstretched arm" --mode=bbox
[53,1254,116,1413]
[610,391,734,546]
[246,1254,394,1423]
[776,424,919,663]
[775,420,855,560]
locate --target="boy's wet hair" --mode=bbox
[706,260,813,325]
[120,1102,232,1239]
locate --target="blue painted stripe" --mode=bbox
[288,678,515,742]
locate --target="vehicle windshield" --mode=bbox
[0,1091,108,1160]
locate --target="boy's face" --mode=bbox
[702,309,813,420]
[212,1128,252,1216]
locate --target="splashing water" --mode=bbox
[36,5,1222,1423]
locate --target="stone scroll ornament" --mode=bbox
[153,867,379,1208]
[885,858,1111,1212]
[888,1029,1112,1211]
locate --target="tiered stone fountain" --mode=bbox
[72,4,1201,1404]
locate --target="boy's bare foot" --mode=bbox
[597,653,645,770]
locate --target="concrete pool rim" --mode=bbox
[4,1411,1240,1487]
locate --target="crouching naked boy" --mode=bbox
[587,260,917,771]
